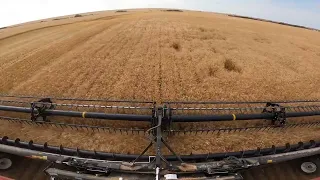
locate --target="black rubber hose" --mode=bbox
[0,105,152,121]
[1,105,318,122]
[171,111,320,122]
[164,100,320,104]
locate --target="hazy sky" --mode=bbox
[1,0,320,29]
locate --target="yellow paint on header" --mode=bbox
[29,155,47,160]
[232,114,236,121]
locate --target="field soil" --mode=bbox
[0,9,319,155]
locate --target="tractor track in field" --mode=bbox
[158,19,173,101]
[158,20,163,102]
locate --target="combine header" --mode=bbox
[0,94,319,179]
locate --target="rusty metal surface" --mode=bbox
[0,156,320,180]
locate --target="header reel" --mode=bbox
[0,94,319,179]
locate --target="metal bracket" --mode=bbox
[262,102,286,125]
[136,106,184,179]
[31,98,54,122]
[162,105,172,130]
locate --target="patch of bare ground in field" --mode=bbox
[0,10,319,154]
[224,58,242,73]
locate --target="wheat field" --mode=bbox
[0,9,319,155]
